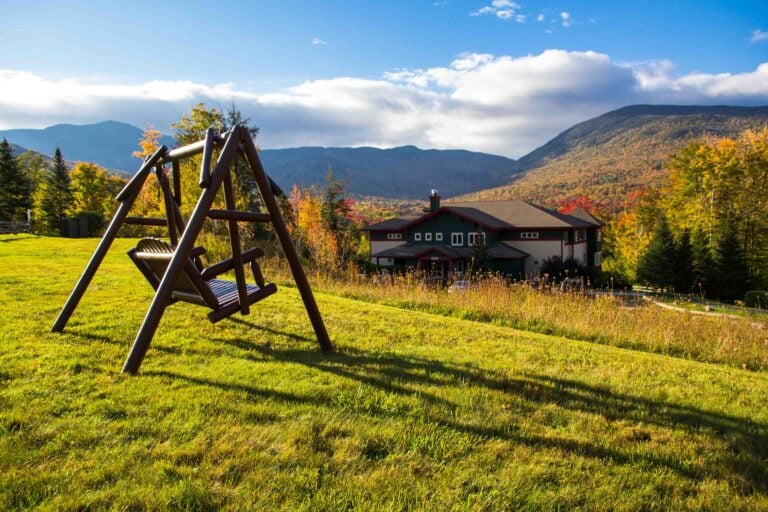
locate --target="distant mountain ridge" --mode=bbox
[259,145,518,198]
[0,121,175,174]
[460,104,768,210]
[4,105,768,205]
[0,121,519,198]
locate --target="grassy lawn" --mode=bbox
[1,235,767,510]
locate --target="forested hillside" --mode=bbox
[458,105,768,211]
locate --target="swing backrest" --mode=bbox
[129,238,219,308]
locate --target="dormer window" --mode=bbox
[425,233,432,241]
[451,233,463,246]
[414,233,422,241]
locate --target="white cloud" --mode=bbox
[1,51,767,158]
[470,0,521,20]
[537,13,545,22]
[560,11,570,27]
[311,37,327,45]
[750,29,768,43]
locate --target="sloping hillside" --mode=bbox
[7,142,27,156]
[1,236,767,509]
[459,105,768,210]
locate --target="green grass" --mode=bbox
[1,235,767,510]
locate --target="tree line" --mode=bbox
[602,125,768,303]
[0,139,125,233]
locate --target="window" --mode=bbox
[520,232,539,239]
[594,251,602,266]
[597,230,602,242]
[414,233,422,241]
[425,232,432,241]
[451,233,463,246]
[435,233,443,241]
[468,232,486,246]
[575,229,586,242]
[386,233,402,240]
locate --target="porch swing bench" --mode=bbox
[51,125,333,374]
[128,237,277,324]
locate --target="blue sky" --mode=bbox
[1,0,767,156]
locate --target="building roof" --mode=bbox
[445,200,599,229]
[364,199,600,232]
[567,206,604,226]
[486,241,529,260]
[365,214,422,231]
[373,242,528,260]
[366,199,603,231]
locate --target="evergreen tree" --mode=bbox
[322,165,347,232]
[673,229,694,293]
[714,218,751,303]
[636,215,677,291]
[0,138,30,220]
[37,147,72,232]
[691,227,716,297]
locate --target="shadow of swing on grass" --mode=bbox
[145,323,768,496]
[62,311,767,495]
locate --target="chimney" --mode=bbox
[429,189,441,212]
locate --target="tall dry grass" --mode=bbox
[260,259,768,371]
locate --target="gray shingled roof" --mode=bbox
[373,242,528,260]
[486,242,529,259]
[567,206,604,226]
[373,244,474,259]
[445,200,598,229]
[366,199,600,232]
[366,214,422,231]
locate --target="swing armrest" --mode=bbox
[201,248,265,280]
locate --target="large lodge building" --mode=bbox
[364,191,602,280]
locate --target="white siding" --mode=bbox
[572,242,587,265]
[505,240,563,275]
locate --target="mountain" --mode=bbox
[0,121,175,174]
[458,105,768,211]
[7,142,28,156]
[0,120,518,198]
[260,145,518,198]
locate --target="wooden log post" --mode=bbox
[121,128,241,374]
[52,145,167,332]
[222,167,250,315]
[239,129,334,352]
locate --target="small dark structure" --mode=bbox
[51,126,333,373]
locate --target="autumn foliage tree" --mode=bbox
[68,162,125,234]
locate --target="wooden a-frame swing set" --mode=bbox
[51,125,333,374]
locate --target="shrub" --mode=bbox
[744,291,768,309]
